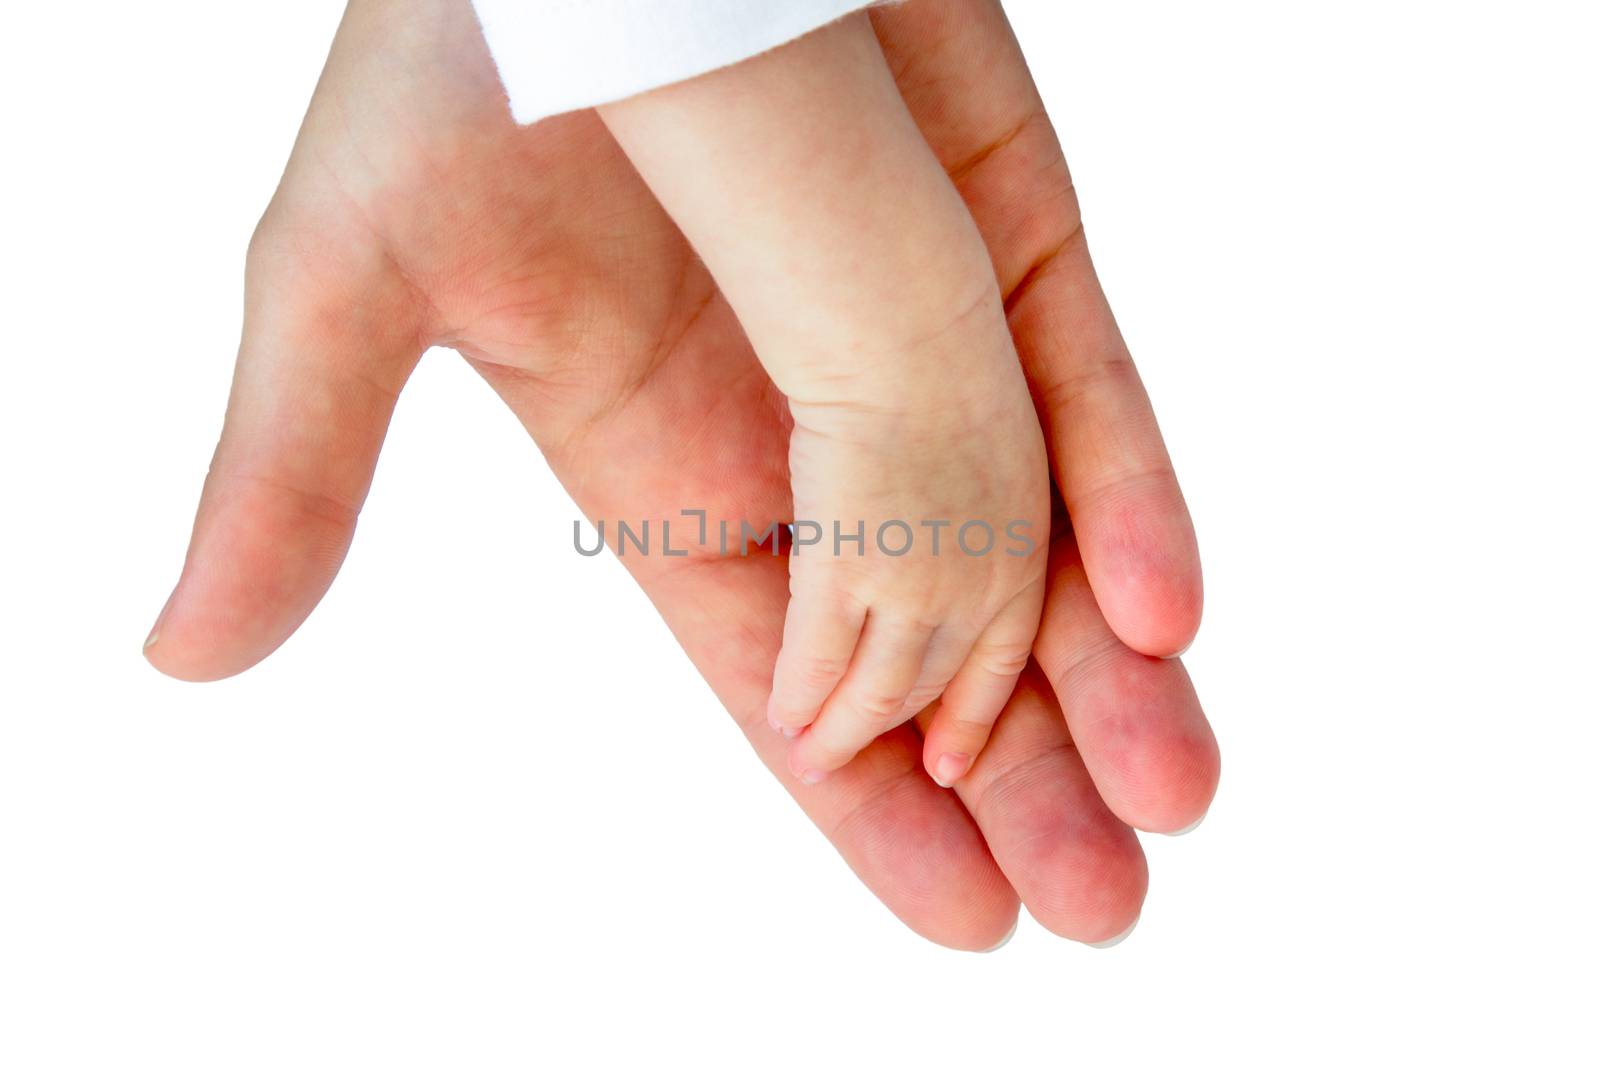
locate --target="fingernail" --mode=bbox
[767,706,802,739]
[1086,916,1139,949]
[143,592,174,655]
[1160,637,1195,661]
[978,919,1019,953]
[799,768,829,786]
[1164,813,1206,837]
[931,752,972,789]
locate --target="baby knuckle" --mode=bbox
[945,696,1004,728]
[854,692,907,724]
[790,655,850,689]
[978,644,1032,678]
[943,714,992,736]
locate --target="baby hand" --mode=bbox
[600,12,1048,787]
[770,335,1049,787]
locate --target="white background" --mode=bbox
[2,0,1597,1062]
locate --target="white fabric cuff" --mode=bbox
[471,0,881,125]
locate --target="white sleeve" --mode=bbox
[471,0,883,125]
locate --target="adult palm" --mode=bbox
[146,0,1218,949]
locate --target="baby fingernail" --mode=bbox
[766,707,802,739]
[768,721,801,739]
[799,768,829,786]
[931,753,972,788]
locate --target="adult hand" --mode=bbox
[145,0,1218,948]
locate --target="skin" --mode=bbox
[144,0,1219,950]
[598,15,1051,789]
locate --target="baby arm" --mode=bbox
[598,12,1049,787]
